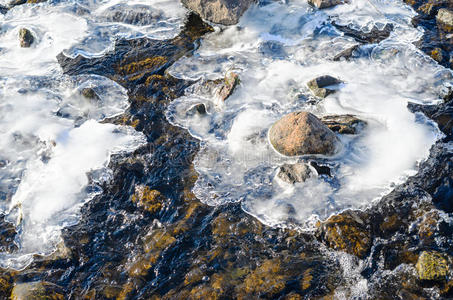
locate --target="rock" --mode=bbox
[333,44,359,61]
[308,0,343,9]
[320,114,366,134]
[217,71,240,101]
[277,163,311,184]
[318,210,371,258]
[104,4,162,26]
[309,161,331,176]
[416,251,448,281]
[11,281,64,300]
[430,47,444,62]
[18,28,34,48]
[437,9,453,32]
[307,75,342,98]
[80,87,100,101]
[333,23,394,44]
[0,5,8,13]
[269,112,339,156]
[186,103,207,116]
[180,0,255,25]
[195,71,240,102]
[8,0,26,7]
[131,185,164,213]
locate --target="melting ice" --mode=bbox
[167,0,451,228]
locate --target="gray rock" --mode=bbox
[181,0,255,25]
[8,0,26,7]
[333,44,359,61]
[308,0,343,9]
[277,163,311,184]
[321,114,366,134]
[19,28,34,48]
[307,75,342,98]
[269,111,339,156]
[437,9,453,31]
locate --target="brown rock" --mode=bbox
[307,75,342,98]
[277,163,311,184]
[19,28,34,48]
[321,114,366,134]
[437,9,453,32]
[269,112,339,156]
[308,0,344,9]
[181,0,255,25]
[80,87,100,101]
[319,210,371,258]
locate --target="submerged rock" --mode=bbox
[181,0,255,25]
[307,75,342,98]
[437,8,453,32]
[416,251,448,281]
[11,281,64,300]
[318,210,371,258]
[333,44,359,61]
[80,87,100,101]
[308,0,344,9]
[18,28,34,48]
[269,112,339,156]
[277,163,311,184]
[186,103,207,116]
[194,71,240,102]
[321,114,366,134]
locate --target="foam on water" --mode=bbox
[167,0,452,228]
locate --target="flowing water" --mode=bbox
[0,0,452,298]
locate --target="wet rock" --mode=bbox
[416,251,448,281]
[321,114,366,134]
[318,210,371,258]
[269,112,339,156]
[307,75,342,98]
[181,0,255,25]
[18,28,34,48]
[333,44,359,61]
[186,103,207,116]
[11,281,64,300]
[216,71,240,102]
[430,47,445,62]
[308,0,344,9]
[131,185,164,214]
[309,161,331,176]
[437,8,453,32]
[80,87,100,101]
[333,23,394,44]
[277,163,311,184]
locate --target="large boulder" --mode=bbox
[437,9,453,32]
[180,0,255,25]
[269,112,339,156]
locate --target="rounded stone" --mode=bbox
[268,111,339,156]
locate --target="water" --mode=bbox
[167,0,451,228]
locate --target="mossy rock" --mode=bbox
[319,210,371,258]
[11,281,64,300]
[416,251,448,281]
[131,185,164,213]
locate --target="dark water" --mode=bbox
[0,0,453,299]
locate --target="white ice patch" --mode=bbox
[0,0,187,75]
[0,75,145,269]
[167,0,451,228]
